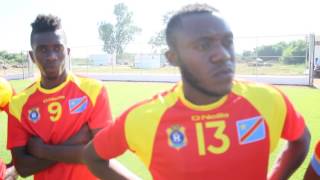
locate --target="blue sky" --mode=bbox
[0,0,319,57]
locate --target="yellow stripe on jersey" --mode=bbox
[232,81,286,152]
[125,88,179,168]
[9,83,37,121]
[70,74,103,106]
[177,83,228,111]
[37,74,71,94]
[0,78,13,108]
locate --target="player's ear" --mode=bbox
[29,51,35,63]
[165,49,178,67]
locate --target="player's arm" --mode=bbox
[11,146,55,177]
[268,127,311,180]
[11,125,92,177]
[27,124,95,164]
[7,110,56,177]
[304,163,320,180]
[84,104,141,180]
[84,141,140,180]
[303,142,320,180]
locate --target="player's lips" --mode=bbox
[44,62,60,69]
[44,64,60,73]
[212,68,234,78]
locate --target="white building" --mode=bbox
[88,54,115,66]
[134,54,161,69]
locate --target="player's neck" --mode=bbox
[40,71,68,90]
[182,82,224,106]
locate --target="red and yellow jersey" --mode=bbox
[7,73,112,180]
[93,80,305,180]
[311,141,320,176]
[0,77,14,111]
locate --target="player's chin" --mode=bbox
[218,86,233,96]
[45,72,61,80]
[212,81,233,96]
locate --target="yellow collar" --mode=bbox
[37,73,73,94]
[176,82,228,111]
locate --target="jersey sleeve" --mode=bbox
[280,93,305,141]
[315,141,320,158]
[93,112,129,160]
[88,86,112,130]
[7,112,30,149]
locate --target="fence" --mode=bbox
[1,34,314,85]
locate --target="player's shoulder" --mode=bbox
[71,74,104,89]
[232,79,284,98]
[121,84,178,119]
[11,81,37,103]
[9,81,37,119]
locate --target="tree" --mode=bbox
[0,50,25,65]
[254,42,287,61]
[241,50,254,61]
[98,3,141,64]
[241,40,306,64]
[148,11,174,53]
[281,40,307,64]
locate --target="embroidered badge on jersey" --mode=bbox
[68,96,88,114]
[167,124,187,150]
[28,108,40,123]
[236,116,266,145]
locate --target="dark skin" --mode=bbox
[29,29,69,89]
[304,162,320,180]
[26,125,98,163]
[165,12,235,105]
[267,127,310,180]
[83,142,137,180]
[303,142,320,180]
[12,124,95,177]
[11,30,101,177]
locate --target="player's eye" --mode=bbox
[37,46,47,53]
[196,40,212,51]
[223,38,234,49]
[54,45,64,52]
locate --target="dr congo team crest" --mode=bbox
[28,108,40,123]
[167,124,187,150]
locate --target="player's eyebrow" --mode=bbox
[193,31,233,43]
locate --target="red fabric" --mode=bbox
[280,92,305,141]
[93,98,151,159]
[315,141,320,158]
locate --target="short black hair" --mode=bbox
[30,14,63,46]
[165,4,219,49]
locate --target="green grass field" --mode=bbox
[1,80,319,180]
